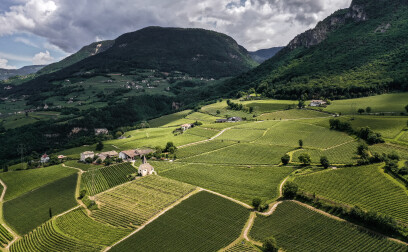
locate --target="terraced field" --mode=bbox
[55,208,130,246]
[293,165,408,223]
[250,201,407,252]
[0,165,76,201]
[254,121,354,149]
[258,109,329,120]
[110,191,249,252]
[4,174,78,235]
[91,176,196,228]
[10,221,102,252]
[161,163,295,204]
[181,143,294,165]
[292,141,360,165]
[81,162,136,195]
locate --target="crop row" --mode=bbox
[225,240,260,252]
[0,224,13,248]
[91,176,196,228]
[81,162,136,195]
[251,201,407,252]
[177,140,237,159]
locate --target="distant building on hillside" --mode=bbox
[310,100,327,107]
[138,156,155,176]
[119,149,154,161]
[96,151,118,162]
[94,128,109,135]
[80,151,95,162]
[40,154,50,164]
[180,123,193,131]
[227,117,242,122]
[215,119,227,123]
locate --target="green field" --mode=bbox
[342,116,407,139]
[91,176,196,228]
[110,191,249,252]
[324,93,408,115]
[177,140,237,159]
[258,109,329,120]
[55,207,130,246]
[4,174,78,235]
[217,128,266,142]
[180,143,294,165]
[250,201,407,252]
[161,163,295,204]
[10,220,102,252]
[81,163,136,195]
[148,110,193,127]
[185,127,219,139]
[225,240,260,252]
[64,160,97,171]
[293,165,408,223]
[369,143,408,160]
[0,225,13,248]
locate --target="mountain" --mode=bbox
[249,47,283,63]
[223,0,408,99]
[0,65,45,80]
[38,40,114,75]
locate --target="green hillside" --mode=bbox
[222,0,408,99]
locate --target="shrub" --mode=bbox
[299,139,303,148]
[96,141,104,151]
[263,237,278,252]
[298,153,311,166]
[357,143,368,156]
[282,182,298,199]
[281,154,290,165]
[252,198,262,210]
[320,156,330,169]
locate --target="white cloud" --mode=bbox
[14,37,39,48]
[0,0,352,52]
[32,50,54,65]
[0,58,17,69]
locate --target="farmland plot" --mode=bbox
[81,162,136,195]
[91,176,196,228]
[293,165,408,223]
[162,163,295,204]
[181,143,294,165]
[177,140,237,159]
[217,128,266,142]
[110,192,249,252]
[185,127,219,139]
[148,110,192,127]
[369,143,408,159]
[258,109,329,120]
[346,116,408,139]
[251,201,407,252]
[0,225,13,248]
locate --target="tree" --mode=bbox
[405,104,408,113]
[96,141,104,151]
[263,237,278,252]
[298,153,311,166]
[281,154,290,165]
[249,107,254,113]
[358,108,365,114]
[2,165,8,173]
[366,107,372,114]
[216,110,221,115]
[357,143,368,156]
[115,131,123,138]
[85,157,93,164]
[298,139,303,148]
[298,100,305,109]
[49,208,52,218]
[104,157,113,166]
[252,198,262,210]
[320,156,330,169]
[282,182,298,199]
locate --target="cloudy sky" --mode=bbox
[0,0,351,69]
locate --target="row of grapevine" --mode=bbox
[251,201,407,252]
[10,221,102,252]
[91,176,196,228]
[0,224,13,248]
[177,140,237,159]
[293,164,408,223]
[81,162,136,195]
[225,240,260,252]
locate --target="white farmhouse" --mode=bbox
[40,153,50,164]
[80,151,95,162]
[310,100,327,107]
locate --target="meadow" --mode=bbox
[81,162,137,195]
[3,174,78,235]
[110,191,249,252]
[161,163,295,204]
[0,164,76,201]
[293,165,408,223]
[91,176,196,228]
[250,201,407,252]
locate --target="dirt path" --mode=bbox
[199,188,252,209]
[0,179,7,203]
[105,188,201,251]
[178,127,232,149]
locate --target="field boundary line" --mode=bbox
[178,127,232,149]
[0,179,21,251]
[177,142,239,161]
[291,200,408,246]
[199,188,252,209]
[323,139,356,151]
[243,212,262,247]
[105,188,201,251]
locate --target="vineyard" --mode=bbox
[181,143,294,165]
[345,116,408,139]
[177,140,237,159]
[369,143,408,160]
[81,162,136,195]
[148,110,193,127]
[293,165,408,223]
[4,174,78,235]
[225,240,260,252]
[250,201,407,252]
[185,127,219,139]
[10,221,102,252]
[161,163,295,204]
[217,128,266,142]
[64,160,96,171]
[258,109,328,120]
[0,164,76,201]
[110,191,249,252]
[55,207,130,246]
[91,176,196,228]
[0,225,13,248]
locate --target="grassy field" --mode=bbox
[81,162,137,195]
[180,143,294,165]
[177,140,237,159]
[293,165,408,224]
[110,191,249,252]
[250,201,407,252]
[4,174,78,235]
[369,143,408,159]
[225,240,260,252]
[91,176,196,228]
[0,165,76,201]
[9,220,102,252]
[258,109,329,120]
[342,116,407,139]
[324,93,408,115]
[161,163,295,204]
[148,110,193,127]
[55,207,130,246]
